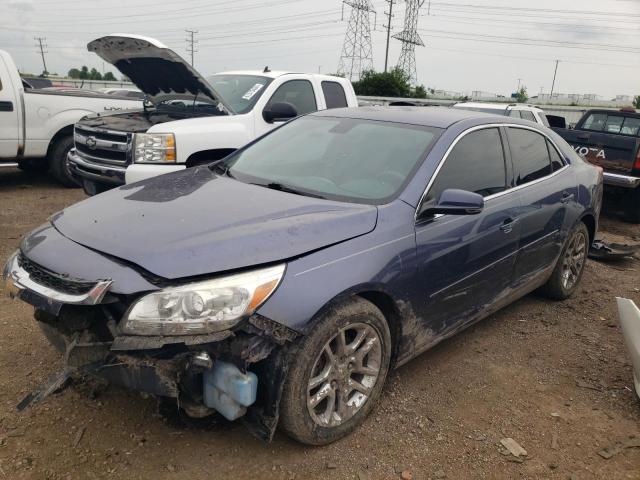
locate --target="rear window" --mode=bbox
[520,110,536,122]
[582,113,607,132]
[321,81,348,109]
[582,112,640,136]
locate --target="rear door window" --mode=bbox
[321,81,348,109]
[427,128,507,201]
[547,140,564,172]
[507,128,553,185]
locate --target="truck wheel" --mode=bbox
[623,187,640,224]
[48,135,79,187]
[279,297,391,445]
[539,222,589,300]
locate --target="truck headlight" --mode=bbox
[121,264,285,336]
[133,133,176,164]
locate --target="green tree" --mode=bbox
[634,95,640,109]
[412,84,428,99]
[103,72,117,81]
[79,66,89,80]
[352,68,412,97]
[515,86,529,103]
[68,68,81,79]
[89,68,102,80]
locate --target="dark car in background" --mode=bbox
[553,109,640,222]
[3,107,602,445]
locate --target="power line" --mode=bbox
[185,29,198,67]
[34,37,48,75]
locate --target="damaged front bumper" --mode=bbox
[23,310,297,441]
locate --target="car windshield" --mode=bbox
[221,116,442,204]
[206,74,273,114]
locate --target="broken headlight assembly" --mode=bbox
[121,264,285,336]
[133,133,176,164]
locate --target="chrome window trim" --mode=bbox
[415,123,569,221]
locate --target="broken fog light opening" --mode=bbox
[121,264,285,336]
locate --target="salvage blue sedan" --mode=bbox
[3,107,602,445]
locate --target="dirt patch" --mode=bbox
[0,168,639,479]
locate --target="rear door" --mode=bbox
[505,126,573,281]
[413,127,521,337]
[0,55,20,158]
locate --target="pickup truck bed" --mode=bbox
[553,109,640,222]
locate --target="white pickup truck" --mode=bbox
[67,34,359,195]
[0,49,141,186]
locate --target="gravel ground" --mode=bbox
[0,168,639,480]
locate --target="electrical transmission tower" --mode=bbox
[338,0,376,81]
[34,37,48,76]
[393,0,425,86]
[185,29,198,66]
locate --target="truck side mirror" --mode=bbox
[263,102,298,124]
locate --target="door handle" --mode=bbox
[561,191,574,204]
[0,101,13,112]
[500,218,517,234]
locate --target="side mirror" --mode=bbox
[263,102,298,123]
[419,189,484,217]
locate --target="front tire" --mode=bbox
[540,222,589,300]
[279,297,391,445]
[48,135,79,187]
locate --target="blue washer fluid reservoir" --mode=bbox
[203,360,258,421]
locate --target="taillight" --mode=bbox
[634,148,640,171]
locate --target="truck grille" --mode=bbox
[74,125,131,167]
[18,254,95,296]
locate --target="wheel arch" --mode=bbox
[46,124,74,159]
[578,212,596,245]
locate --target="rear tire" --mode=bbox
[540,222,589,300]
[623,187,640,224]
[279,297,391,445]
[48,135,79,187]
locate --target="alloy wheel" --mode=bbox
[561,230,587,290]
[306,323,383,427]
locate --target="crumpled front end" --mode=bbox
[3,247,298,442]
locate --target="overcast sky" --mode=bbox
[1,0,639,98]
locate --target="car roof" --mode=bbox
[311,106,508,128]
[454,102,542,111]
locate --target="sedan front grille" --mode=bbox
[74,125,131,167]
[17,254,95,296]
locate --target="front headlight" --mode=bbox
[121,264,285,336]
[133,133,176,164]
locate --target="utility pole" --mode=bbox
[393,0,426,86]
[34,37,48,76]
[338,0,376,81]
[517,78,522,92]
[185,30,198,67]
[383,0,395,73]
[550,60,560,98]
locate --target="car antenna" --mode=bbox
[263,66,271,73]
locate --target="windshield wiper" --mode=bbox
[209,162,235,178]
[253,182,326,199]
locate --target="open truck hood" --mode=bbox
[88,34,231,112]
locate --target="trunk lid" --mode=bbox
[87,34,232,113]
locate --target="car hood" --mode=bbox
[51,168,378,280]
[87,34,232,112]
